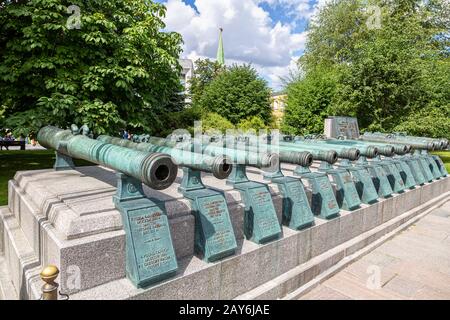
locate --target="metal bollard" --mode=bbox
[40,265,69,300]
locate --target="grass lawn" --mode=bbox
[432,150,450,172]
[0,150,93,206]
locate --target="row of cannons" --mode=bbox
[37,125,448,289]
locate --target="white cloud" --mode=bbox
[163,0,308,89]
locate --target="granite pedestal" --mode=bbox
[0,165,448,300]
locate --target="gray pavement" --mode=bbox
[300,200,450,300]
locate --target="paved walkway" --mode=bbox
[301,201,450,300]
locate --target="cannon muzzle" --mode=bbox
[281,151,314,167]
[97,135,234,180]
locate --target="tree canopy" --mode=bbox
[197,64,273,126]
[283,0,450,138]
[0,0,183,136]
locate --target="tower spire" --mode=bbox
[217,27,225,66]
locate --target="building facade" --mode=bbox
[271,92,287,125]
[179,59,194,102]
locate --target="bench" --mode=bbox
[0,140,26,150]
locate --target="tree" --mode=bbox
[198,64,273,125]
[282,66,338,135]
[288,0,450,137]
[237,116,268,132]
[201,112,235,134]
[0,0,183,135]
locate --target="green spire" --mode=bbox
[217,27,225,66]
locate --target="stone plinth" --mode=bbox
[0,165,449,300]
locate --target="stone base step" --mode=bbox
[0,255,18,300]
[0,206,39,300]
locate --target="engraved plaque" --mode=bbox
[237,182,282,244]
[194,193,237,262]
[383,162,405,193]
[395,160,416,189]
[125,205,178,287]
[432,155,448,176]
[425,155,442,180]
[329,170,361,211]
[416,156,434,182]
[367,165,393,198]
[405,157,426,185]
[350,167,378,204]
[275,177,315,230]
[325,117,360,139]
[308,174,340,219]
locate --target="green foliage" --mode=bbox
[282,66,338,135]
[237,116,268,132]
[0,0,183,136]
[189,59,224,105]
[198,64,273,125]
[288,0,450,138]
[394,106,450,140]
[200,112,235,134]
[156,105,202,137]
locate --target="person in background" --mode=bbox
[5,131,14,141]
[122,130,128,140]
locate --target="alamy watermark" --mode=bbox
[366,265,382,290]
[67,5,82,30]
[65,264,82,291]
[366,5,382,30]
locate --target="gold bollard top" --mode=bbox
[40,265,59,284]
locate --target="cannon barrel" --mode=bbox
[289,141,360,160]
[362,132,441,150]
[310,139,394,157]
[97,135,233,179]
[276,139,361,160]
[277,150,313,167]
[360,133,436,151]
[366,133,448,150]
[217,138,314,167]
[256,141,339,164]
[328,139,409,155]
[38,126,178,190]
[136,136,279,170]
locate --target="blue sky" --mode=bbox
[155,0,326,89]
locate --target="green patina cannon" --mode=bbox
[38,126,182,289]
[97,135,239,263]
[38,126,178,190]
[300,134,412,156]
[136,135,279,170]
[364,132,448,150]
[130,135,283,245]
[275,140,340,163]
[292,135,416,192]
[281,135,376,159]
[213,135,314,168]
[276,135,385,207]
[224,135,348,216]
[361,132,448,179]
[97,135,232,180]
[207,135,317,229]
[360,132,437,151]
